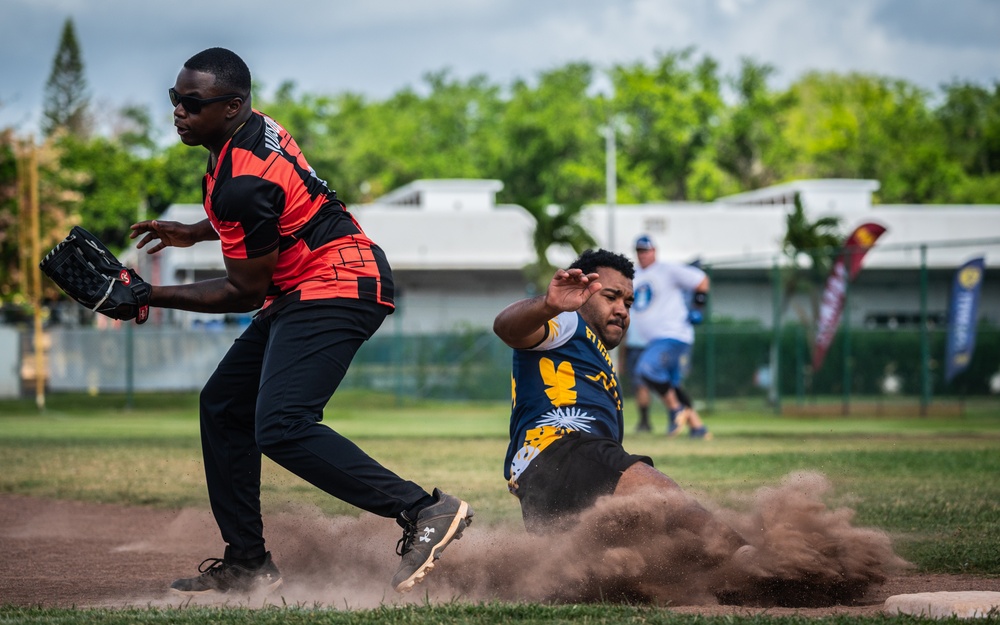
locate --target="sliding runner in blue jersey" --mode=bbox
[493,249,754,562]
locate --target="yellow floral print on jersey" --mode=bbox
[521,424,569,455]
[539,357,576,406]
[508,424,571,492]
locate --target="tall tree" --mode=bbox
[109,105,157,157]
[0,130,19,303]
[611,49,725,202]
[273,71,506,204]
[41,18,90,138]
[143,141,205,217]
[56,133,148,246]
[714,58,795,192]
[782,72,961,203]
[936,81,1000,177]
[935,80,1000,202]
[495,63,603,289]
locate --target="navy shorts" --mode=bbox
[513,431,653,533]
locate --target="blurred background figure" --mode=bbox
[620,324,653,433]
[631,235,712,439]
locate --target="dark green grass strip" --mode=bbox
[0,603,956,624]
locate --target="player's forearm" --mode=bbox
[150,278,265,314]
[191,219,220,243]
[493,296,558,347]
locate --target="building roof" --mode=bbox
[134,178,1000,276]
[355,179,535,270]
[583,180,1000,270]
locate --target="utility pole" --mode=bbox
[18,138,45,410]
[30,142,45,411]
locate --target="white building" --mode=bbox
[582,179,1000,329]
[126,179,537,331]
[128,178,1000,332]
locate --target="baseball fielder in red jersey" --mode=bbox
[130,47,472,595]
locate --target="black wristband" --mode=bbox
[692,291,708,309]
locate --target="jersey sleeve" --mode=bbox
[668,263,707,291]
[526,310,579,351]
[212,175,284,259]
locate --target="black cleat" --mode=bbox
[170,551,282,595]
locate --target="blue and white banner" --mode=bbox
[945,257,985,383]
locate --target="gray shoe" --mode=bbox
[170,551,282,595]
[391,489,473,593]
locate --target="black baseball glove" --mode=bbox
[39,226,151,324]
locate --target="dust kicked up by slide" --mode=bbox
[150,470,905,609]
[435,471,909,607]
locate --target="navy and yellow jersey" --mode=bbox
[504,310,625,484]
[203,110,394,310]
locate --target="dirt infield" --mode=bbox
[2,493,998,617]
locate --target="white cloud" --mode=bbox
[2,0,998,137]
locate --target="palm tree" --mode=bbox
[523,202,598,293]
[781,192,843,332]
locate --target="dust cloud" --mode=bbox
[140,471,907,609]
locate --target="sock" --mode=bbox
[399,493,437,527]
[225,546,267,568]
[638,405,650,427]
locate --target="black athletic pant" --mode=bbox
[199,297,432,560]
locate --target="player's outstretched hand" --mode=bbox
[544,268,602,313]
[130,220,201,254]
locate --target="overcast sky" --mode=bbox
[3,0,1000,140]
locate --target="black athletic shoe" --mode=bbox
[170,552,282,595]
[391,488,473,593]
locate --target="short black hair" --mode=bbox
[184,47,251,97]
[568,249,634,280]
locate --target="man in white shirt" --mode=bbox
[630,235,711,438]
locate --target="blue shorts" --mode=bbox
[635,338,691,387]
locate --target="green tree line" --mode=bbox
[2,22,1000,306]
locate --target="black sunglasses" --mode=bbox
[168,88,243,114]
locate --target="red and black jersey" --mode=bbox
[202,110,393,310]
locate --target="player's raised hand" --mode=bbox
[130,219,210,254]
[544,268,602,313]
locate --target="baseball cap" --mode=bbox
[635,235,655,250]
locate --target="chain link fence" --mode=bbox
[9,321,998,410]
[6,239,999,412]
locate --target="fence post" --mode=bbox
[771,257,781,414]
[705,264,715,413]
[842,248,853,415]
[125,323,135,409]
[19,139,46,411]
[796,324,804,405]
[919,244,930,415]
[394,299,404,404]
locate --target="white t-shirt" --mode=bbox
[631,261,706,345]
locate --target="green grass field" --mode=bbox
[1,391,999,624]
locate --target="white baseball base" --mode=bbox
[884,591,1000,619]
